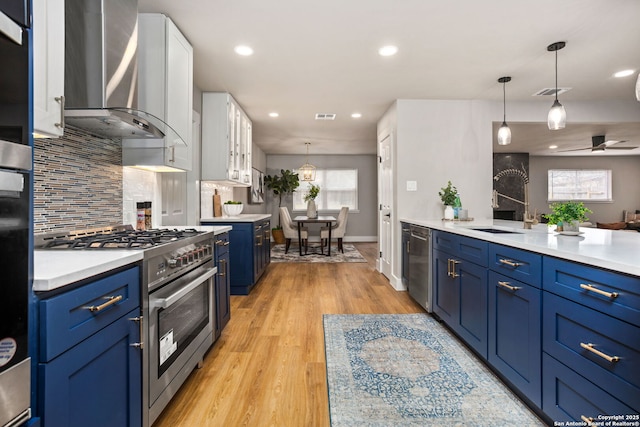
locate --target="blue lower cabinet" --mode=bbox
[543,353,637,422]
[488,270,541,407]
[214,232,231,338]
[39,308,141,427]
[432,248,458,325]
[457,260,488,358]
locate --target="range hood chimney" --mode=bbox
[64,0,177,141]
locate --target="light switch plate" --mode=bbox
[406,181,417,191]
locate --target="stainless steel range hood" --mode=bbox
[64,0,182,145]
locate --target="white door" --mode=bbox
[378,131,393,278]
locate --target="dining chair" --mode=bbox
[320,207,349,253]
[280,207,308,254]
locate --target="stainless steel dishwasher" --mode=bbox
[408,225,431,312]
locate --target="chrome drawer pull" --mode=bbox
[447,259,460,278]
[499,258,522,268]
[581,416,595,426]
[223,241,230,246]
[215,239,224,245]
[87,295,123,312]
[55,95,65,129]
[580,284,619,299]
[498,281,521,291]
[219,259,227,277]
[580,342,620,363]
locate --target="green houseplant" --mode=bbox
[438,181,458,220]
[543,201,592,232]
[304,183,320,218]
[264,169,300,243]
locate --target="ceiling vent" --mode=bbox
[532,87,571,96]
[315,113,336,120]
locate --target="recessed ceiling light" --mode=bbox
[549,145,558,149]
[378,45,398,57]
[234,45,254,56]
[269,112,279,118]
[613,69,635,78]
[351,113,362,118]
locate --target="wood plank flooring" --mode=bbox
[153,242,425,427]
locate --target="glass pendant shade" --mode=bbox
[547,99,566,130]
[497,122,511,145]
[635,73,640,102]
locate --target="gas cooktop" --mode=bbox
[35,225,205,250]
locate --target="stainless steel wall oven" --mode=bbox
[0,0,33,425]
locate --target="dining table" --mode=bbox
[293,215,337,256]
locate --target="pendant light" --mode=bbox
[497,76,512,145]
[635,72,640,102]
[547,41,566,130]
[299,142,316,181]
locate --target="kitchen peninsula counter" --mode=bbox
[33,225,232,292]
[200,213,271,223]
[400,219,640,277]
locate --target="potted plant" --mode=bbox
[438,180,458,220]
[264,169,300,243]
[222,200,243,217]
[543,201,592,232]
[303,183,320,218]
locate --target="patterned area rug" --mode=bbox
[270,243,367,263]
[323,314,545,426]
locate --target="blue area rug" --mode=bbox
[323,314,545,426]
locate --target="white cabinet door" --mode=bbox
[165,18,193,171]
[33,0,64,138]
[201,92,252,186]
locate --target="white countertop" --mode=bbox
[400,218,640,277]
[201,213,271,223]
[33,226,232,292]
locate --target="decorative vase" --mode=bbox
[444,205,454,220]
[562,220,580,233]
[306,199,318,218]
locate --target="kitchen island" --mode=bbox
[201,214,272,295]
[400,218,639,423]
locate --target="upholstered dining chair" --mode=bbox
[280,207,308,254]
[320,207,349,253]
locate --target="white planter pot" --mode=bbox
[223,203,243,217]
[444,205,454,220]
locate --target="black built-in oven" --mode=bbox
[0,1,33,426]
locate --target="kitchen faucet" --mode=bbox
[492,166,537,229]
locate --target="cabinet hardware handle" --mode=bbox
[87,295,123,312]
[215,239,224,245]
[55,95,65,129]
[256,235,263,246]
[406,241,410,253]
[580,342,620,363]
[499,259,522,268]
[223,241,230,246]
[579,284,619,299]
[448,259,460,278]
[219,259,227,277]
[498,281,521,291]
[581,416,595,426]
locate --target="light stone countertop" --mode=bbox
[400,218,640,277]
[33,226,232,292]
[200,213,271,223]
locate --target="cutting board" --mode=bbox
[213,190,222,217]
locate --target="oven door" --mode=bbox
[148,260,216,405]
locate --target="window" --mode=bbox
[293,169,358,211]
[547,169,612,201]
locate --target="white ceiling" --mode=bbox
[138,0,640,156]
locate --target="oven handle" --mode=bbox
[155,267,217,309]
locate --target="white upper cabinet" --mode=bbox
[33,0,64,138]
[124,13,193,171]
[201,92,252,186]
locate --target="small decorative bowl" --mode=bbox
[223,203,243,217]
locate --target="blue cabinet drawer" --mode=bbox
[432,230,488,267]
[489,244,541,287]
[543,292,640,410]
[543,353,637,422]
[543,256,640,326]
[214,232,230,256]
[39,267,140,362]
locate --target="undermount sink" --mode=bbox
[470,228,521,234]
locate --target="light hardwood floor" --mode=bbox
[153,242,425,427]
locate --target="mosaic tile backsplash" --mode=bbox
[33,127,123,233]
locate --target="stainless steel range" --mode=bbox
[36,225,217,427]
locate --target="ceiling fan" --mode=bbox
[559,135,639,152]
